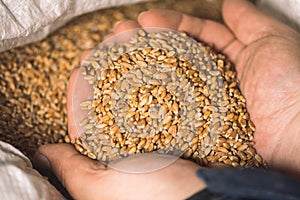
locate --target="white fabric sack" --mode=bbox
[255,0,300,33]
[0,141,65,200]
[0,0,147,52]
[2,0,299,53]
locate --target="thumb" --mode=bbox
[34,144,107,198]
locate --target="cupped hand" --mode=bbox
[36,144,204,200]
[137,0,300,176]
[36,0,300,199]
[37,19,205,200]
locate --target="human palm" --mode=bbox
[136,0,300,176]
[236,34,300,175]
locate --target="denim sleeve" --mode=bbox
[187,168,300,200]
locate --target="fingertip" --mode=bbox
[137,10,147,24]
[138,9,182,29]
[113,20,141,34]
[37,144,78,175]
[222,0,256,32]
[113,20,126,31]
[37,144,79,187]
[33,149,51,173]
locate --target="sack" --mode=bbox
[0,0,148,52]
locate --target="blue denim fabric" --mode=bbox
[188,168,300,200]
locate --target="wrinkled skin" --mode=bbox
[34,0,300,199]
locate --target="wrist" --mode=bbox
[169,159,206,199]
[269,111,300,179]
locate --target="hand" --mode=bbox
[137,0,300,176]
[35,0,300,199]
[36,9,207,200]
[35,144,204,200]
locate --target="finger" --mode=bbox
[138,9,244,62]
[67,50,93,139]
[103,20,142,45]
[103,32,115,41]
[37,144,107,198]
[67,68,94,139]
[113,20,141,34]
[222,0,299,45]
[80,49,92,60]
[67,68,79,139]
